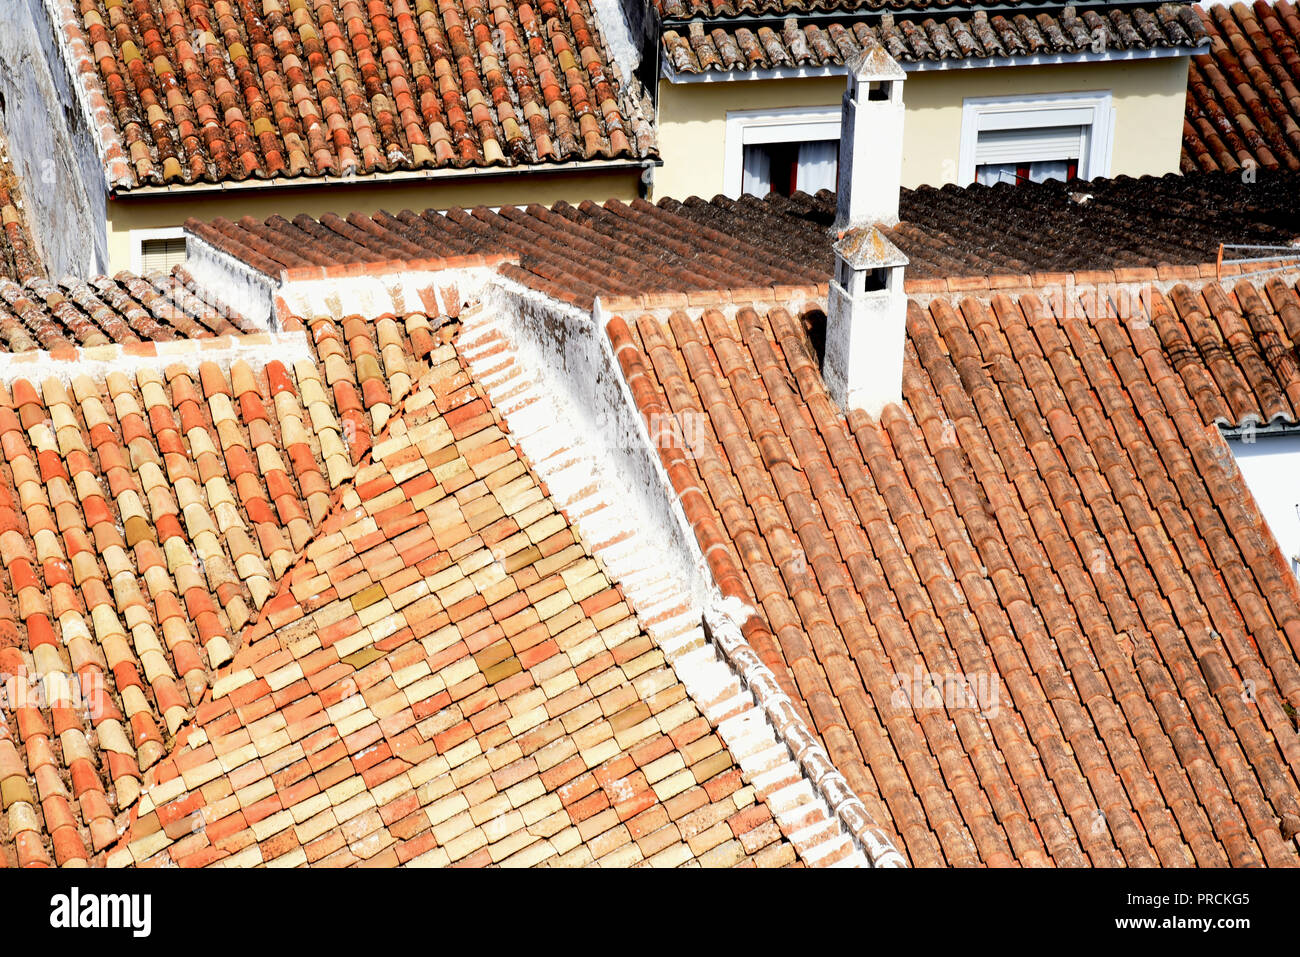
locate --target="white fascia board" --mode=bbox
[663,44,1197,82]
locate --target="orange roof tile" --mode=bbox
[0,284,809,866]
[97,329,795,868]
[1184,1,1300,173]
[0,305,449,866]
[606,271,1300,865]
[48,0,655,191]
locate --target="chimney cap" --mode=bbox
[834,226,909,269]
[846,41,906,81]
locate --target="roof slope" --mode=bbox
[655,0,1085,18]
[605,273,1300,866]
[1184,1,1300,173]
[669,177,1300,281]
[49,0,653,190]
[0,289,800,867]
[102,328,793,868]
[185,172,1300,299]
[665,5,1206,75]
[1152,271,1300,428]
[0,306,435,866]
[0,267,257,354]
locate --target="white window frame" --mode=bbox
[130,226,188,274]
[958,91,1115,186]
[723,105,841,199]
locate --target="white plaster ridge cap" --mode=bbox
[458,284,905,866]
[702,600,907,868]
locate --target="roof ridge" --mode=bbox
[455,290,901,865]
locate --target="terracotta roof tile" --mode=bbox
[0,267,260,355]
[50,0,654,190]
[0,281,806,866]
[187,171,1300,302]
[0,305,451,867]
[88,328,795,868]
[1184,2,1300,173]
[0,135,41,284]
[664,5,1207,75]
[607,271,1300,865]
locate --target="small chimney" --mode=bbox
[835,43,906,230]
[823,226,909,418]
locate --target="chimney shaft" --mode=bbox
[834,45,906,230]
[824,42,910,417]
[823,227,909,418]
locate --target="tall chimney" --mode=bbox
[824,41,909,417]
[835,43,906,230]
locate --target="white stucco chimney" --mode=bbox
[823,227,909,417]
[834,43,906,230]
[824,42,909,417]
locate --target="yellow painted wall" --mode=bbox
[106,168,641,273]
[653,56,1191,200]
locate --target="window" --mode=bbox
[725,106,840,198]
[130,228,188,274]
[959,92,1114,187]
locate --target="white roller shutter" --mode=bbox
[975,125,1086,165]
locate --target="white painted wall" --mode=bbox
[1230,433,1300,576]
[1,0,109,274]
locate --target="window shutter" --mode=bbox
[975,125,1085,165]
[140,237,188,273]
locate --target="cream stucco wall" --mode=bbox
[652,56,1191,201]
[105,168,642,273]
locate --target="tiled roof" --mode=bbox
[0,266,816,866]
[0,144,41,283]
[0,305,419,866]
[605,271,1300,865]
[184,171,1300,300]
[655,0,1073,18]
[93,330,795,868]
[0,267,257,354]
[48,0,654,190]
[663,5,1207,74]
[1152,271,1300,427]
[1183,1,1300,173]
